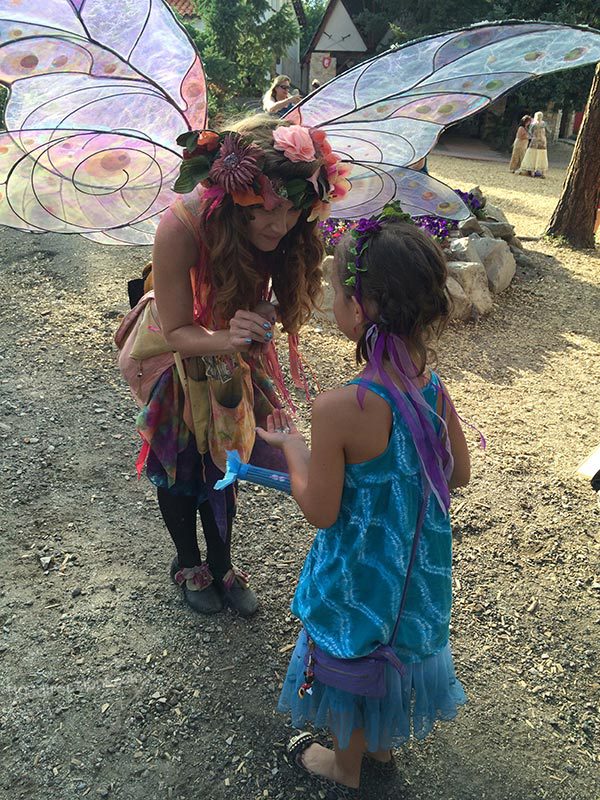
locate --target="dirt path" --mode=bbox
[1,154,598,800]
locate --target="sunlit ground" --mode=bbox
[428,144,574,239]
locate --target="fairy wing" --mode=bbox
[2,14,600,240]
[288,21,600,220]
[0,0,206,245]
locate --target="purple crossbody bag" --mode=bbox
[300,491,429,699]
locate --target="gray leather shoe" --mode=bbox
[170,558,223,615]
[219,567,258,617]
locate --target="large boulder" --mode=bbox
[446,261,493,315]
[446,275,473,321]
[471,238,516,294]
[446,235,483,265]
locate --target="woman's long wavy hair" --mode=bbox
[196,114,324,334]
[336,222,450,374]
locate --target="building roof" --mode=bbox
[302,0,366,61]
[165,0,196,17]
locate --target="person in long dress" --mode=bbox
[509,115,531,172]
[519,111,549,178]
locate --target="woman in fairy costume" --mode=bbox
[140,114,350,617]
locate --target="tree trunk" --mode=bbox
[545,63,600,249]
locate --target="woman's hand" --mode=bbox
[253,300,278,324]
[229,308,275,351]
[256,409,304,449]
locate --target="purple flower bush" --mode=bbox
[413,215,456,240]
[318,218,356,252]
[453,188,484,218]
[318,187,483,252]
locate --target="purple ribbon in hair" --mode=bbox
[359,324,454,514]
[349,207,484,511]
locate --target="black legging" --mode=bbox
[157,488,233,579]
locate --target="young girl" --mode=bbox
[257,214,471,798]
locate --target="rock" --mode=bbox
[457,216,484,236]
[477,223,495,239]
[445,276,473,321]
[481,220,516,240]
[446,261,493,315]
[482,203,510,224]
[513,249,536,269]
[471,238,517,294]
[446,236,483,265]
[507,235,524,250]
[467,185,486,207]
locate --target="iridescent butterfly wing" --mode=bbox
[1,11,600,242]
[287,21,600,221]
[0,0,206,245]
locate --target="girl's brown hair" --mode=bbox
[336,222,450,373]
[197,114,324,333]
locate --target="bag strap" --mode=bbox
[389,485,431,648]
[173,352,188,392]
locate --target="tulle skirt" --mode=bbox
[278,629,467,752]
[519,145,548,174]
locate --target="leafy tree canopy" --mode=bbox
[301,0,328,54]
[189,0,299,116]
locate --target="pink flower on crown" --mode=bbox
[308,155,352,221]
[257,174,283,211]
[330,161,352,200]
[272,125,316,162]
[309,128,333,157]
[208,133,262,193]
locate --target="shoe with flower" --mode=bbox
[218,566,258,617]
[170,558,224,614]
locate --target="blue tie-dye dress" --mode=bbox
[278,377,466,751]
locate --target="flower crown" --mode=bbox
[345,202,413,287]
[174,125,351,222]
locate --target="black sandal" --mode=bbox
[286,732,360,799]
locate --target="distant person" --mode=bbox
[311,79,321,91]
[509,115,531,172]
[519,111,548,178]
[263,75,301,117]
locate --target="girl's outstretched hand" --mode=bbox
[256,409,303,449]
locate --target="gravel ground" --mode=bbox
[0,150,598,800]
